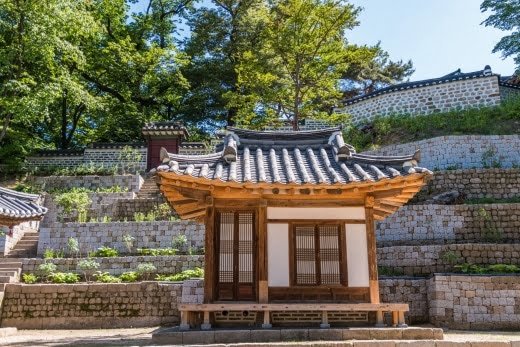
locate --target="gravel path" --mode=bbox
[1,327,520,346]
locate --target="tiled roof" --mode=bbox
[90,142,146,149]
[500,75,520,89]
[32,149,84,157]
[142,121,189,138]
[343,65,496,106]
[156,127,431,186]
[0,187,47,222]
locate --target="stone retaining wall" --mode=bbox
[22,255,204,277]
[0,281,182,329]
[29,174,143,192]
[362,135,520,170]
[336,75,501,124]
[413,168,520,202]
[37,221,205,256]
[378,244,520,276]
[379,278,428,324]
[429,274,520,330]
[376,203,520,246]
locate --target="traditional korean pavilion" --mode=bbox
[0,187,47,227]
[155,126,431,329]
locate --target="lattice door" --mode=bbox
[216,211,256,301]
[293,224,342,286]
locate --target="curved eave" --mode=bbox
[0,214,45,227]
[157,170,431,222]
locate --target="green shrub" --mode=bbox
[49,272,80,284]
[133,212,145,222]
[172,235,188,252]
[156,267,204,282]
[93,271,121,283]
[38,262,57,279]
[77,259,100,281]
[22,273,38,284]
[90,246,119,257]
[486,264,520,273]
[43,248,64,259]
[54,188,91,222]
[137,248,177,256]
[136,263,157,280]
[67,237,80,257]
[122,234,136,254]
[120,271,139,282]
[377,266,404,277]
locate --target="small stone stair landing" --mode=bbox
[6,231,38,258]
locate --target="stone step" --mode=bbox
[0,261,23,268]
[0,270,20,277]
[15,240,38,247]
[0,276,15,283]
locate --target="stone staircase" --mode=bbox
[0,259,21,284]
[137,176,163,200]
[5,231,39,258]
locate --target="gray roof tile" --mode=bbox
[0,187,48,221]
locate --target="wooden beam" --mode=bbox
[258,201,268,303]
[179,302,409,312]
[180,208,206,220]
[365,196,380,305]
[204,205,215,303]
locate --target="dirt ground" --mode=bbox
[1,327,520,347]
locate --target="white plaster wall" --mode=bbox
[346,223,369,287]
[267,223,290,287]
[267,207,365,220]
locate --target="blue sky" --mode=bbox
[131,0,515,80]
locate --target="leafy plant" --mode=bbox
[454,263,485,274]
[137,248,178,256]
[67,237,80,257]
[49,272,80,284]
[77,259,100,282]
[477,208,503,243]
[377,266,404,277]
[93,271,121,283]
[156,267,204,282]
[441,250,460,265]
[122,234,136,254]
[54,188,91,222]
[481,145,502,168]
[90,246,119,258]
[133,212,145,222]
[172,235,188,252]
[101,216,112,223]
[136,263,157,280]
[22,273,38,284]
[118,146,143,174]
[43,248,64,259]
[120,271,139,282]
[38,262,57,280]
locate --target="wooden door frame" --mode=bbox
[214,208,258,301]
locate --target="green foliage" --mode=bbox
[133,212,146,222]
[67,237,80,257]
[377,266,404,277]
[119,271,139,283]
[38,262,57,278]
[118,146,143,174]
[156,267,204,282]
[477,208,503,243]
[12,182,41,194]
[441,250,461,265]
[31,163,119,177]
[465,197,520,204]
[22,273,38,284]
[172,235,188,251]
[43,248,64,259]
[54,188,91,222]
[481,146,502,168]
[481,0,520,72]
[93,271,121,283]
[137,248,178,256]
[455,263,520,274]
[136,263,157,280]
[49,272,80,284]
[77,259,100,282]
[122,234,136,254]
[90,246,119,258]
[345,97,520,151]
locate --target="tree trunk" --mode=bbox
[60,91,68,149]
[0,114,12,143]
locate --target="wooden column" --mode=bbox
[204,197,215,303]
[365,195,380,304]
[258,201,268,303]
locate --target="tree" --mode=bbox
[481,0,520,73]
[232,0,379,130]
[341,43,414,99]
[180,0,268,128]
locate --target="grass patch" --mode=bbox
[464,197,520,205]
[345,98,520,151]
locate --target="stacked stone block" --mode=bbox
[336,75,501,124]
[379,278,428,323]
[429,275,520,330]
[378,244,520,276]
[181,279,204,304]
[413,168,520,202]
[376,203,520,246]
[37,221,205,255]
[30,174,143,192]
[22,255,204,277]
[362,135,520,170]
[0,282,182,329]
